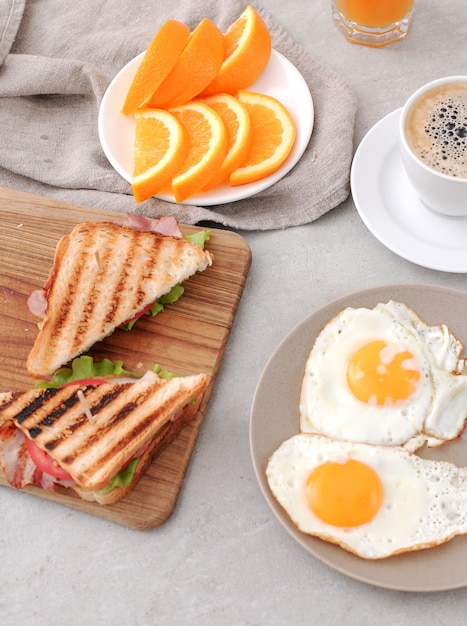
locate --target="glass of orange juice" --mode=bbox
[331,0,414,47]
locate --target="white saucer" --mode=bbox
[98,48,314,207]
[351,108,467,273]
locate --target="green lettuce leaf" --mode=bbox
[157,283,184,306]
[37,357,178,389]
[35,355,142,388]
[99,458,140,494]
[185,229,210,249]
[120,283,185,331]
[152,364,177,379]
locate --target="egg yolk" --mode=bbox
[306,459,384,527]
[346,340,421,405]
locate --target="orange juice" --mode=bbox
[334,0,413,28]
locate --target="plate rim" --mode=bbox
[351,108,467,273]
[250,283,467,592]
[98,48,314,207]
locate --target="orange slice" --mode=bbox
[201,6,272,97]
[147,18,225,109]
[168,101,228,203]
[121,20,190,115]
[197,93,252,189]
[230,91,296,186]
[132,108,189,204]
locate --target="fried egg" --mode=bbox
[299,301,467,451]
[266,433,467,559]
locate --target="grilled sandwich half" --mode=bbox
[26,221,212,379]
[0,372,207,504]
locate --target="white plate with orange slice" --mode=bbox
[98,47,314,206]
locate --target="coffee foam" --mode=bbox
[405,82,467,178]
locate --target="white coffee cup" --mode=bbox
[399,76,467,217]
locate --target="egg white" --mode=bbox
[299,301,467,451]
[266,433,467,560]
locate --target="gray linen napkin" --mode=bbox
[0,0,356,230]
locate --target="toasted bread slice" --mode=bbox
[72,387,202,505]
[0,373,207,492]
[26,221,212,379]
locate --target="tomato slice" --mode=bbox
[62,377,107,387]
[24,436,73,481]
[121,301,154,326]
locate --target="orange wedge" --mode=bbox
[147,18,225,109]
[197,93,252,189]
[168,101,228,203]
[132,108,189,203]
[121,20,190,115]
[201,6,272,97]
[230,91,296,186]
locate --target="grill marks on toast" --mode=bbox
[26,221,212,379]
[0,373,208,490]
[52,227,142,352]
[17,389,83,439]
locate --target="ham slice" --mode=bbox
[150,215,183,238]
[27,288,47,318]
[0,424,44,489]
[124,214,182,237]
[0,424,63,491]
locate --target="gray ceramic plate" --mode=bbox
[250,284,467,592]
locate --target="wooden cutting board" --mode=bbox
[0,186,252,529]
